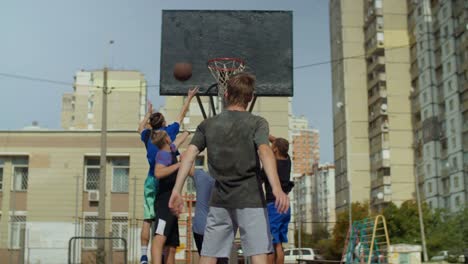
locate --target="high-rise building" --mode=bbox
[290,116,320,175]
[407,0,467,212]
[330,0,416,213]
[61,70,147,130]
[313,164,336,233]
[295,174,315,234]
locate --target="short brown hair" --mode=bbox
[226,72,255,108]
[273,138,289,157]
[150,130,169,149]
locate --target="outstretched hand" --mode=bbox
[147,101,153,114]
[168,191,184,217]
[187,86,199,99]
[273,189,290,214]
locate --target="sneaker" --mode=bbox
[140,255,148,264]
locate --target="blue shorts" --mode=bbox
[267,202,291,244]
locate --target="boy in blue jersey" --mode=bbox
[137,87,198,264]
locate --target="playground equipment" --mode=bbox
[341,215,390,264]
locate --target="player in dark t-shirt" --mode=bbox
[150,130,192,264]
[169,73,290,264]
[262,136,294,264]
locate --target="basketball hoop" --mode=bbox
[207,57,245,97]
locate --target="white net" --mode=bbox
[207,58,245,97]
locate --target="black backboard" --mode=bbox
[160,10,293,96]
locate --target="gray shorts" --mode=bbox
[201,207,273,258]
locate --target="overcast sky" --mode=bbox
[0,0,333,162]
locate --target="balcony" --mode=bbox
[463,121,468,132]
[371,178,384,189]
[441,168,449,179]
[435,54,442,68]
[454,22,465,37]
[410,46,417,60]
[367,55,385,73]
[368,85,387,105]
[462,100,468,113]
[453,1,464,17]
[365,7,383,26]
[368,72,387,88]
[365,22,384,42]
[412,98,421,112]
[411,64,419,80]
[366,38,385,58]
[407,0,414,13]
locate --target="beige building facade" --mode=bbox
[61,70,147,130]
[330,0,416,213]
[0,130,149,263]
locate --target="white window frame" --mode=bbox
[83,212,98,249]
[8,211,27,249]
[111,213,128,250]
[84,158,100,191]
[11,162,28,191]
[111,159,129,193]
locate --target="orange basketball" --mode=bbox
[173,62,192,81]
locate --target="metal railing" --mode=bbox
[67,236,127,264]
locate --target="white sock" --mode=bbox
[141,246,148,256]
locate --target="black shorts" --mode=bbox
[154,194,180,247]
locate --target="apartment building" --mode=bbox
[295,174,315,234]
[0,130,148,263]
[330,0,416,213]
[290,116,320,175]
[313,164,336,233]
[61,70,147,130]
[407,0,468,212]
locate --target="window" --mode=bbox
[447,80,453,91]
[83,215,98,248]
[428,182,432,193]
[111,216,128,250]
[455,196,460,207]
[452,157,458,170]
[429,201,433,209]
[0,158,4,191]
[85,157,100,191]
[12,157,28,191]
[423,92,427,103]
[454,176,459,188]
[451,137,456,149]
[426,164,431,174]
[449,99,454,111]
[9,215,26,249]
[112,157,129,193]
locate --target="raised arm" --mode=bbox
[169,145,200,215]
[176,87,199,124]
[173,131,190,149]
[138,102,153,134]
[258,144,289,213]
